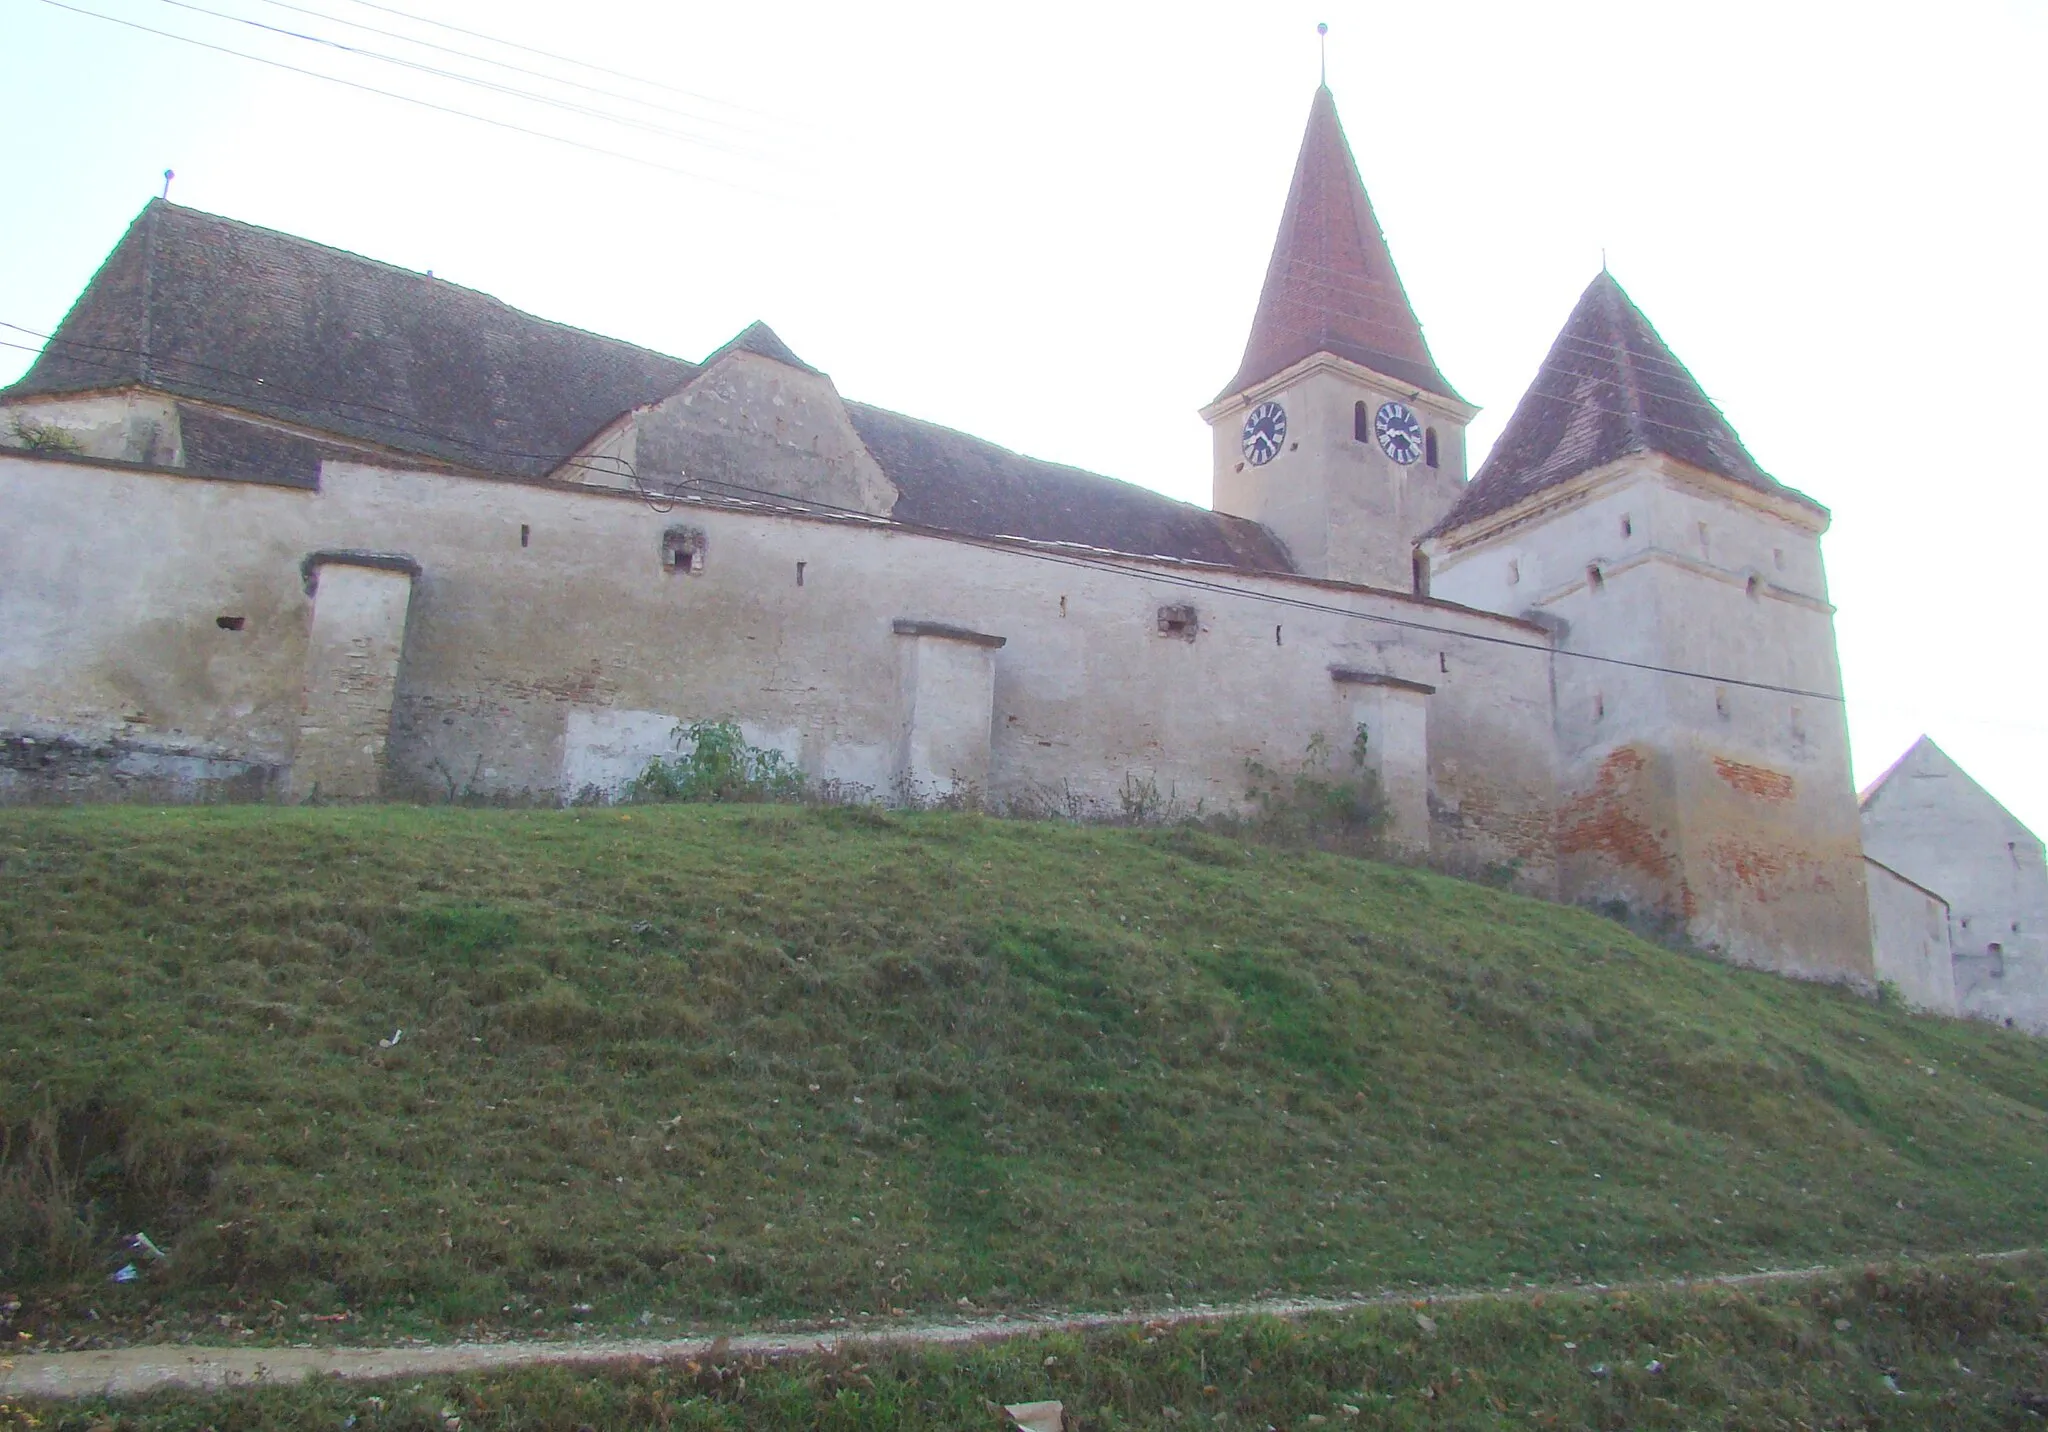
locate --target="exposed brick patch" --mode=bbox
[1713,757,1795,802]
[1704,837,1793,901]
[1557,746,1674,881]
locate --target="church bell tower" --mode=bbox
[1202,84,1475,591]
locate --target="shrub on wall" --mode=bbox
[631,721,806,804]
[6,417,83,455]
[1236,724,1389,855]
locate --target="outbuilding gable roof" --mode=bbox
[1860,736,2029,827]
[5,201,1293,574]
[1429,271,1822,537]
[1219,85,1459,404]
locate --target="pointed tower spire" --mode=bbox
[1429,271,1819,535]
[1220,85,1457,402]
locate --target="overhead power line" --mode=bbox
[246,0,777,141]
[331,0,780,126]
[34,0,778,194]
[148,0,774,159]
[2,318,1844,706]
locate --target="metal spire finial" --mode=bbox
[1317,22,1328,85]
[161,169,175,201]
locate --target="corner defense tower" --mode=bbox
[1203,85,1474,590]
[1421,273,1873,983]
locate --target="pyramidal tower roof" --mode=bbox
[1220,85,1458,403]
[1430,271,1821,535]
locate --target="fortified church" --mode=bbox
[2,85,2042,1029]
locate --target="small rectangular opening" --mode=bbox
[796,561,806,586]
[215,615,245,631]
[520,523,530,548]
[662,526,707,574]
[1157,604,1198,641]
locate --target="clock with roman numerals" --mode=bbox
[1375,401,1423,465]
[1241,401,1287,466]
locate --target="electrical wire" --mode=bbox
[1,320,1844,704]
[33,0,777,194]
[147,0,776,159]
[249,0,780,139]
[331,0,781,125]
[5,314,1775,504]
[4,304,1802,503]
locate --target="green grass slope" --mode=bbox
[0,806,2043,1346]
[17,1255,2048,1431]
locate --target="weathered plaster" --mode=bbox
[1,390,183,467]
[1863,858,1958,1015]
[1861,738,2048,1031]
[559,348,898,516]
[1207,354,1475,590]
[290,556,417,800]
[0,450,1558,889]
[1430,455,1872,982]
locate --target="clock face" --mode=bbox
[1375,401,1424,465]
[1241,401,1287,466]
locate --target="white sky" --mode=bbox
[4,0,2045,828]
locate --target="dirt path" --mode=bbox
[1,1251,2031,1402]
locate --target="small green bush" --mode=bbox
[6,416,83,455]
[1235,724,1388,854]
[630,720,805,804]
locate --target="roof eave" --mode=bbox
[1201,350,1479,424]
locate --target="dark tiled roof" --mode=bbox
[1430,272,1822,535]
[7,201,1296,574]
[177,404,333,487]
[846,403,1295,571]
[8,201,695,478]
[1220,86,1459,404]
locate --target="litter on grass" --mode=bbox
[110,1264,138,1284]
[1005,1400,1065,1432]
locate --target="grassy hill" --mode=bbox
[0,805,2043,1348]
[19,1254,2048,1430]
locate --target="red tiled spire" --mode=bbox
[1220,86,1457,402]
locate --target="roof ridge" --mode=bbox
[1600,275,1651,456]
[139,199,161,388]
